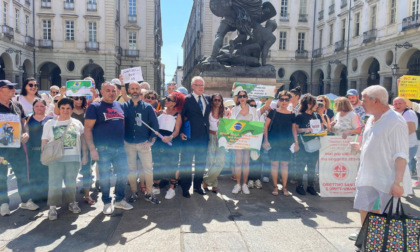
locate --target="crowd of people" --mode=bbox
[0,76,417,226]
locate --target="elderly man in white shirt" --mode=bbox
[348,85,413,241]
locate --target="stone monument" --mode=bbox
[196,0,279,97]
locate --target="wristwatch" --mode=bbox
[394,182,403,187]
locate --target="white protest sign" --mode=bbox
[319,136,360,197]
[121,67,144,83]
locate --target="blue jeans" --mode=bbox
[409,145,418,174]
[96,146,128,204]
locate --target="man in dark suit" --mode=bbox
[180,76,211,198]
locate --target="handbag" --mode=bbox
[355,197,420,252]
[299,134,321,153]
[40,121,72,165]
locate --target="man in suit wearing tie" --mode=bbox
[180,76,211,198]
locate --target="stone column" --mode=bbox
[324,79,331,93]
[330,78,340,95]
[310,82,320,96]
[282,80,291,91]
[356,75,368,93]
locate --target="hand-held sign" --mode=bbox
[136,118,173,146]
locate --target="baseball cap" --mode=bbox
[0,80,17,88]
[176,87,188,95]
[346,89,358,96]
[110,78,121,86]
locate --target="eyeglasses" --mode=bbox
[238,95,247,99]
[279,98,290,102]
[1,86,15,90]
[213,99,221,102]
[145,96,156,100]
[72,97,83,100]
[166,97,175,102]
[28,83,38,88]
[193,84,204,87]
[54,100,58,103]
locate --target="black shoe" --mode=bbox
[306,186,318,196]
[182,191,191,198]
[296,185,306,195]
[128,192,138,203]
[194,188,206,195]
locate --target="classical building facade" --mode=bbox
[0,0,162,91]
[182,0,420,97]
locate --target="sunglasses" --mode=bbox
[250,104,257,108]
[317,100,324,102]
[28,83,38,88]
[145,96,156,100]
[166,97,175,102]
[1,85,15,90]
[51,91,59,95]
[279,98,290,102]
[238,95,247,99]
[72,97,83,100]
[213,99,221,102]
[54,100,58,103]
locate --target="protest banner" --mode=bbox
[232,82,276,99]
[319,136,360,197]
[0,113,21,148]
[65,80,93,96]
[121,67,144,83]
[217,118,263,151]
[398,75,420,99]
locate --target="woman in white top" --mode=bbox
[202,94,225,193]
[229,90,259,195]
[12,78,41,116]
[41,98,87,221]
[331,97,361,139]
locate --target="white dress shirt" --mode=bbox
[192,92,206,116]
[356,109,413,195]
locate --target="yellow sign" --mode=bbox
[398,75,420,99]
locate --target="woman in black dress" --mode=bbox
[263,91,299,196]
[26,98,53,202]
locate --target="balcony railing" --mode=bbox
[41,1,51,8]
[362,29,377,43]
[85,41,99,51]
[402,14,420,31]
[87,3,97,11]
[312,48,322,58]
[341,0,347,8]
[25,36,35,47]
[39,39,53,49]
[124,49,139,57]
[329,4,335,15]
[115,46,122,55]
[128,15,137,23]
[335,40,345,52]
[2,25,14,39]
[279,13,289,22]
[298,14,308,22]
[64,2,74,10]
[25,0,30,5]
[295,50,308,59]
[318,10,324,20]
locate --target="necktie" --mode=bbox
[198,95,204,112]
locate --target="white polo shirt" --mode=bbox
[356,109,413,195]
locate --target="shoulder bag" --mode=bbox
[41,120,72,165]
[299,113,322,153]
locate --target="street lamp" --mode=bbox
[391,42,412,97]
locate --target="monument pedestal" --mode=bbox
[195,63,279,98]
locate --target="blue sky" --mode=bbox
[161,0,193,84]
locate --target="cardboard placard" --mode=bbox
[398,75,420,99]
[121,67,144,83]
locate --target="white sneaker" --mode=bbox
[165,188,176,200]
[20,199,39,211]
[262,176,269,183]
[103,203,114,215]
[255,179,263,189]
[247,180,255,189]
[48,207,57,221]
[242,184,250,194]
[68,202,81,213]
[232,184,241,194]
[348,229,360,241]
[1,203,11,216]
[114,199,133,210]
[152,187,161,195]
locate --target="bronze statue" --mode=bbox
[207,0,277,67]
